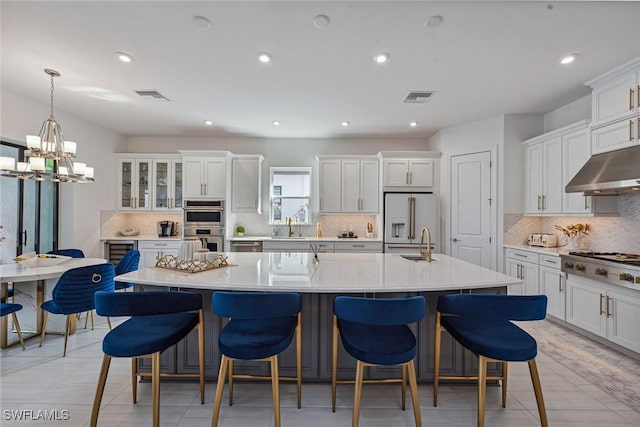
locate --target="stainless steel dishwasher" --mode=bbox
[229,241,263,252]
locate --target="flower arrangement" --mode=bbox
[554,223,590,237]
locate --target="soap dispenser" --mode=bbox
[316,222,323,239]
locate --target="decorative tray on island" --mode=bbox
[154,254,231,273]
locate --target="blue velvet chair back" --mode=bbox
[95,290,202,317]
[51,264,115,314]
[212,292,301,319]
[334,296,425,325]
[115,250,140,275]
[0,302,23,317]
[437,294,547,321]
[47,248,85,258]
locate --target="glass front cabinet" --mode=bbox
[153,158,183,211]
[118,159,152,211]
[116,155,182,211]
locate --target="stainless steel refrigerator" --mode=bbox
[384,192,437,253]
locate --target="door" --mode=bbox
[450,152,492,268]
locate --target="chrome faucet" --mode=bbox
[419,227,433,262]
[286,217,294,237]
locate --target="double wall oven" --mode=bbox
[183,199,225,252]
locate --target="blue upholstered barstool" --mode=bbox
[114,249,140,291]
[211,292,302,427]
[1,302,25,349]
[39,263,115,356]
[90,290,205,427]
[47,248,85,258]
[433,294,548,427]
[332,296,426,427]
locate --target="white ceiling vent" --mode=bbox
[134,90,170,102]
[403,91,435,104]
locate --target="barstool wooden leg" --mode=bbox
[528,358,548,427]
[407,360,422,427]
[352,360,365,427]
[228,359,234,405]
[152,352,161,427]
[198,313,205,404]
[433,312,442,406]
[212,355,229,427]
[331,315,339,412]
[90,355,112,427]
[106,316,112,331]
[477,355,487,427]
[131,357,138,403]
[11,313,25,349]
[63,315,71,357]
[401,363,407,410]
[501,361,509,408]
[296,312,302,409]
[271,355,281,427]
[39,311,49,347]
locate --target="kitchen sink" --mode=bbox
[401,255,435,262]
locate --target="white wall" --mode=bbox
[1,88,126,257]
[543,95,591,132]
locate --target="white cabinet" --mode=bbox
[139,240,181,267]
[152,158,182,211]
[505,249,539,295]
[382,158,434,188]
[524,136,562,214]
[566,275,640,353]
[586,57,640,154]
[524,120,617,216]
[182,156,226,199]
[263,240,334,253]
[231,155,263,213]
[538,255,565,319]
[317,157,379,213]
[117,158,152,210]
[334,241,383,253]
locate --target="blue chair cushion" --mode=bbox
[441,316,538,362]
[219,316,297,360]
[338,319,417,366]
[102,312,199,357]
[114,281,134,291]
[0,302,23,317]
[41,299,65,315]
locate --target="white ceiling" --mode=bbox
[2,1,640,140]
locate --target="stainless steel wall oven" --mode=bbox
[183,200,225,252]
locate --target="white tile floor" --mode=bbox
[1,316,639,426]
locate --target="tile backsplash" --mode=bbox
[101,211,182,238]
[504,194,640,253]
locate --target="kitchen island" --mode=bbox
[116,252,520,382]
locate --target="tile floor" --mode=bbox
[1,316,639,427]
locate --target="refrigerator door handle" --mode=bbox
[410,197,416,240]
[407,197,413,239]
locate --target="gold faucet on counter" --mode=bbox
[286,217,294,237]
[419,227,433,262]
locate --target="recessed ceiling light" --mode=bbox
[313,14,330,28]
[258,52,272,63]
[560,54,578,65]
[373,53,390,64]
[204,120,213,126]
[193,15,211,29]
[115,52,134,63]
[425,15,444,29]
[341,121,350,127]
[272,120,281,126]
[410,121,418,127]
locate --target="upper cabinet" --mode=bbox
[153,158,182,211]
[383,158,433,188]
[317,156,379,213]
[117,158,152,211]
[231,155,263,213]
[181,151,228,199]
[523,121,617,216]
[586,57,640,154]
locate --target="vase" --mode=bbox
[566,235,583,251]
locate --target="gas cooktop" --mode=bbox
[568,251,640,267]
[561,252,640,287]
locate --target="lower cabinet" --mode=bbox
[505,249,539,295]
[538,255,565,319]
[139,240,180,267]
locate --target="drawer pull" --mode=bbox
[513,253,528,258]
[599,293,605,315]
[544,259,557,264]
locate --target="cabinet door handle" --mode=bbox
[630,88,635,111]
[409,172,413,184]
[637,118,639,141]
[584,196,588,210]
[630,120,634,142]
[537,195,541,210]
[558,273,563,292]
[134,197,137,208]
[204,184,207,195]
[406,172,409,185]
[599,293,605,315]
[606,296,612,318]
[542,195,546,210]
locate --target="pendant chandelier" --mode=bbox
[0,69,94,183]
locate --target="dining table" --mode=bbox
[0,257,108,348]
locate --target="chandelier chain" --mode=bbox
[49,73,55,119]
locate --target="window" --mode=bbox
[269,167,311,225]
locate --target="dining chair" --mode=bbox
[211,291,302,427]
[433,293,548,427]
[39,263,115,356]
[90,290,205,427]
[332,296,426,427]
[47,248,85,258]
[114,249,140,291]
[1,302,25,349]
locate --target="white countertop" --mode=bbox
[503,244,570,256]
[0,258,109,282]
[101,235,182,241]
[229,236,383,242]
[115,252,520,293]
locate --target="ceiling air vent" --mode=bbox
[134,90,170,102]
[403,91,435,104]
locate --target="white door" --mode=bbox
[450,152,492,268]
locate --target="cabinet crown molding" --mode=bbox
[584,56,640,88]
[522,120,590,147]
[378,150,441,159]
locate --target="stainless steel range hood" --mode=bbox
[565,145,640,195]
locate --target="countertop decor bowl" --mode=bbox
[119,229,139,236]
[15,253,71,268]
